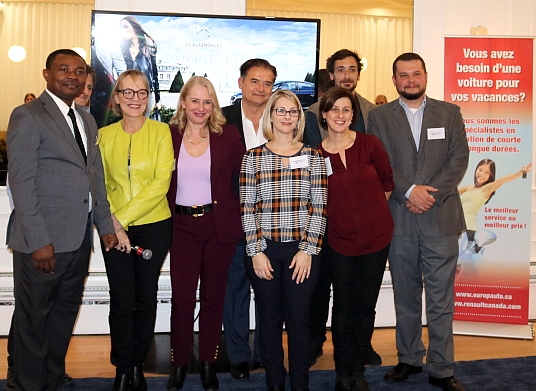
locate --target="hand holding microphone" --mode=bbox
[132,245,153,260]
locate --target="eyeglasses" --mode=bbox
[117,88,149,100]
[274,108,300,117]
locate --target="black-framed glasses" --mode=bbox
[274,108,300,117]
[117,88,149,100]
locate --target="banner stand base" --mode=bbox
[453,320,534,340]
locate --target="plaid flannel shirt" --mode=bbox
[240,144,327,257]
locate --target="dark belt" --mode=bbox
[175,203,213,217]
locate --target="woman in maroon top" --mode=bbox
[317,88,394,391]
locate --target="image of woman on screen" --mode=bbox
[317,88,393,391]
[457,159,531,281]
[120,16,161,116]
[459,159,531,242]
[98,69,174,391]
[240,89,327,391]
[166,76,245,391]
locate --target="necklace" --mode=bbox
[186,129,207,145]
[187,137,205,145]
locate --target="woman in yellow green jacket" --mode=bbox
[98,69,174,391]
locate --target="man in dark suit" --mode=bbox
[221,58,277,380]
[6,49,117,391]
[368,53,469,391]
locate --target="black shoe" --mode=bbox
[429,376,466,391]
[267,387,285,391]
[334,380,352,391]
[132,366,147,391]
[167,365,187,390]
[352,377,370,391]
[112,373,132,391]
[200,362,219,391]
[254,361,265,370]
[230,362,250,379]
[365,344,382,366]
[63,373,73,384]
[384,363,423,382]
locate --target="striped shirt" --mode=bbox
[240,143,327,257]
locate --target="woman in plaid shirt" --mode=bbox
[240,89,328,391]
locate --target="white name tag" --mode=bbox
[427,127,445,140]
[289,155,308,169]
[324,157,333,176]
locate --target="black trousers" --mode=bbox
[246,240,319,389]
[309,235,332,351]
[12,216,92,391]
[330,245,389,378]
[103,218,172,374]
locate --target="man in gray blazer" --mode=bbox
[7,49,118,391]
[368,53,469,391]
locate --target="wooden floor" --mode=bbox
[1,328,535,379]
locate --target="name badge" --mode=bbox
[324,157,333,176]
[289,155,308,169]
[427,127,445,140]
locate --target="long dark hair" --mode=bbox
[120,16,157,59]
[474,158,496,204]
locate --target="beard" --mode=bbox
[398,85,425,101]
[338,78,357,91]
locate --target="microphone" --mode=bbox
[132,245,153,260]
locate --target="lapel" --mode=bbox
[79,110,94,170]
[209,131,221,181]
[231,104,245,145]
[391,102,418,154]
[40,92,87,168]
[419,98,436,157]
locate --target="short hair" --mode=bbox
[261,89,305,144]
[393,52,427,75]
[318,88,357,130]
[111,70,150,117]
[46,49,84,70]
[326,49,362,75]
[317,69,334,94]
[170,76,226,136]
[239,58,277,81]
[86,65,97,84]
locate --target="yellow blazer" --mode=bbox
[98,119,174,229]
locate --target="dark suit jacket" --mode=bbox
[221,104,246,146]
[167,124,246,244]
[7,91,114,254]
[368,97,469,238]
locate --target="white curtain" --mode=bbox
[0,1,94,131]
[247,8,413,104]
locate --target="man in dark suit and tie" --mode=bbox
[368,53,469,391]
[6,49,118,391]
[221,58,277,380]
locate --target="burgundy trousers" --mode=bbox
[169,210,237,366]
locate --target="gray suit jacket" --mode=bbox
[7,91,114,254]
[368,97,469,238]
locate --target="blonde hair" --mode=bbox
[170,76,226,136]
[111,70,150,117]
[261,89,305,143]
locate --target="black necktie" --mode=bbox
[67,108,87,164]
